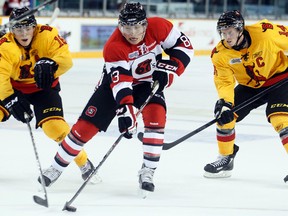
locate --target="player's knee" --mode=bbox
[270,114,288,133]
[71,118,99,143]
[142,103,166,129]
[42,118,70,142]
[217,119,236,130]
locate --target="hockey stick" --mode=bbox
[138,77,288,150]
[0,0,57,31]
[62,81,159,212]
[47,7,60,25]
[24,113,49,207]
[61,31,71,40]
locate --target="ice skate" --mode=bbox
[38,166,62,187]
[204,144,239,178]
[80,159,102,184]
[138,164,155,198]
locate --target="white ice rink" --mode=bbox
[1,56,288,216]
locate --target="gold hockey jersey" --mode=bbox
[211,19,288,104]
[0,24,73,100]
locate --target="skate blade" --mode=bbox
[203,170,232,178]
[137,188,153,199]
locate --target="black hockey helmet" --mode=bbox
[119,2,147,26]
[9,7,37,29]
[217,10,244,33]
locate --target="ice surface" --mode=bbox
[1,56,288,216]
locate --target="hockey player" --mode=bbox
[0,7,96,182]
[204,10,288,180]
[40,2,194,193]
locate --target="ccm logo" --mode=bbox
[4,97,18,109]
[157,62,177,72]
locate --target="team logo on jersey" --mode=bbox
[136,59,152,75]
[19,62,33,79]
[138,43,149,55]
[85,106,97,117]
[128,42,157,59]
[261,22,273,32]
[243,62,266,87]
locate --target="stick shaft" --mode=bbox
[162,78,288,150]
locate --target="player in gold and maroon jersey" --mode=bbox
[0,7,97,182]
[204,10,288,182]
[41,2,194,193]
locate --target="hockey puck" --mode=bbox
[63,202,77,212]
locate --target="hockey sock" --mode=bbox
[142,128,164,168]
[270,114,288,153]
[42,119,88,167]
[279,128,288,153]
[53,132,84,171]
[217,128,235,155]
[52,119,99,171]
[142,103,166,168]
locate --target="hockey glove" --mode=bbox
[34,57,58,89]
[214,99,234,126]
[3,92,33,123]
[116,104,137,139]
[153,59,178,92]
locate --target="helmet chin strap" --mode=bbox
[232,31,246,51]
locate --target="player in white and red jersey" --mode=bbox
[40,2,194,193]
[0,7,96,182]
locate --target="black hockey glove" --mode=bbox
[153,59,178,92]
[3,92,33,123]
[214,99,234,126]
[34,57,58,89]
[116,104,137,139]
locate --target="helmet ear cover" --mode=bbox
[217,10,244,34]
[9,7,37,30]
[118,2,147,26]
